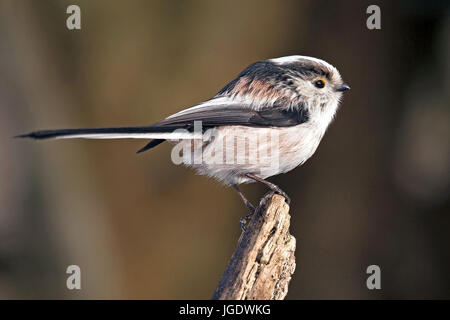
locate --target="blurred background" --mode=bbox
[0,0,449,299]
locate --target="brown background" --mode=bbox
[0,0,449,299]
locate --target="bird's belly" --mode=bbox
[169,124,324,185]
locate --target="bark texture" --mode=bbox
[213,193,296,300]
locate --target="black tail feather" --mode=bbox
[15,126,179,140]
[136,139,166,154]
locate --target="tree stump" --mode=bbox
[213,192,296,300]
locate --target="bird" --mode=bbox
[17,55,350,230]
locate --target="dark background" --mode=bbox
[0,0,449,299]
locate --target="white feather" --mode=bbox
[166,96,253,119]
[270,55,337,73]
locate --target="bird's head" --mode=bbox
[271,55,349,100]
[217,55,349,122]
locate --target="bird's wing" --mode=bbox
[132,99,308,153]
[156,105,308,128]
[158,97,309,128]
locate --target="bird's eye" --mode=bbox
[314,78,325,89]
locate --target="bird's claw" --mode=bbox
[239,211,255,232]
[272,188,291,205]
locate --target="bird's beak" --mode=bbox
[336,83,350,92]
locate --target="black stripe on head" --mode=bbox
[217,61,287,95]
[281,61,331,79]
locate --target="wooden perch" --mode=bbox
[212,192,296,300]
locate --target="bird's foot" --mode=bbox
[271,187,291,205]
[244,173,291,205]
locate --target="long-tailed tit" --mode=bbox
[18,55,350,228]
